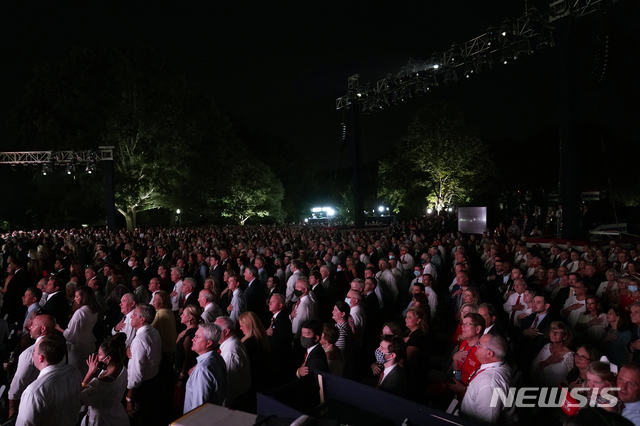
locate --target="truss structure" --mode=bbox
[336,0,615,111]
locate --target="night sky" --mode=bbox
[1,0,638,173]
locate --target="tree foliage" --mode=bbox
[8,44,285,229]
[378,102,495,215]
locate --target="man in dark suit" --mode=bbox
[128,255,143,280]
[267,293,293,383]
[41,277,69,328]
[296,319,328,378]
[243,266,269,325]
[157,245,172,270]
[53,258,70,284]
[2,259,31,324]
[375,335,407,397]
[181,278,200,310]
[516,294,556,371]
[310,271,329,322]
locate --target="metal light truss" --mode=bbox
[0,146,114,165]
[336,0,614,110]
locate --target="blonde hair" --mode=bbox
[239,311,270,353]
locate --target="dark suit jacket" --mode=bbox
[312,284,329,322]
[184,290,199,308]
[41,291,69,328]
[269,311,293,361]
[245,279,269,325]
[376,365,407,397]
[304,344,329,376]
[518,312,557,365]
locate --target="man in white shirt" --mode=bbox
[214,316,251,407]
[126,304,163,423]
[170,267,184,316]
[8,314,56,419]
[226,274,246,326]
[113,292,137,347]
[16,334,82,426]
[460,333,513,424]
[285,259,303,304]
[148,276,161,299]
[199,289,222,324]
[290,278,317,338]
[345,290,366,348]
[503,279,527,327]
[376,259,398,306]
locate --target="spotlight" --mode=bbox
[449,44,463,63]
[42,164,52,175]
[378,206,384,212]
[425,75,439,91]
[414,81,426,96]
[486,26,498,46]
[85,163,96,173]
[463,61,476,78]
[66,164,76,175]
[430,53,442,70]
[501,45,516,64]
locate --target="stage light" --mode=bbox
[42,164,52,175]
[515,39,533,58]
[378,206,384,212]
[427,208,433,214]
[463,61,476,78]
[426,75,439,91]
[66,164,76,175]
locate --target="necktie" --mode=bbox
[510,295,521,325]
[378,369,385,385]
[348,315,356,335]
[270,315,275,329]
[531,316,539,329]
[303,350,308,366]
[292,300,301,318]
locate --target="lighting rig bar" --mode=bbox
[0,147,114,165]
[336,0,614,111]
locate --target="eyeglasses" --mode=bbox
[550,330,565,336]
[461,322,476,327]
[575,354,590,360]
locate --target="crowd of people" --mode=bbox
[0,215,639,425]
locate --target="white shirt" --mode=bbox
[422,262,438,283]
[171,279,184,311]
[379,363,398,386]
[8,337,43,400]
[376,269,398,302]
[63,305,98,348]
[400,253,414,272]
[622,400,640,426]
[229,288,246,326]
[350,305,366,348]
[503,292,529,327]
[285,270,302,304]
[291,293,317,337]
[184,350,228,413]
[16,364,82,426]
[127,325,162,389]
[562,295,587,329]
[460,361,512,425]
[203,302,222,324]
[425,286,438,319]
[112,309,136,348]
[219,335,251,405]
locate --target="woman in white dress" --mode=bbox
[531,321,575,386]
[80,333,128,426]
[56,286,100,376]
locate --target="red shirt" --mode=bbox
[457,340,481,385]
